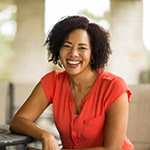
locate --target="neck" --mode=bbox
[69,70,98,90]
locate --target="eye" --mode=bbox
[63,44,71,48]
[79,47,87,50]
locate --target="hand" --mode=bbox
[41,133,60,150]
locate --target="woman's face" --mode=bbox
[60,29,92,76]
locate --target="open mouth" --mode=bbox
[67,60,81,68]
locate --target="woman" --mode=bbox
[10,15,134,150]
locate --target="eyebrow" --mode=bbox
[64,41,72,44]
[64,41,89,46]
[79,43,89,46]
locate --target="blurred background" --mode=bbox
[0,0,150,85]
[0,0,150,149]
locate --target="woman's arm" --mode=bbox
[10,82,60,150]
[102,92,128,150]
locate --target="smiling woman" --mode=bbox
[10,15,134,150]
[44,16,111,70]
[59,29,92,75]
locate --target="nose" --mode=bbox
[69,47,79,57]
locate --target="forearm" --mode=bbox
[62,147,107,150]
[10,116,53,141]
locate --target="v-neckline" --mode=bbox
[65,69,103,120]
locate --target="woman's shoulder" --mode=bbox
[41,69,66,80]
[99,70,121,80]
[98,69,126,85]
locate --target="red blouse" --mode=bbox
[41,69,134,150]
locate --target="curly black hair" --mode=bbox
[44,15,112,70]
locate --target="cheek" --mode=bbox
[59,50,69,64]
[59,49,66,58]
[83,51,92,59]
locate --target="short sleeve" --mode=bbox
[40,71,57,103]
[103,77,132,112]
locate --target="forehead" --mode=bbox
[66,29,91,42]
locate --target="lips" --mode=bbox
[67,60,81,68]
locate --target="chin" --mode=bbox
[66,69,81,76]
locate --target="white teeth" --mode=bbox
[67,61,80,65]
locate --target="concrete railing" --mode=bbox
[127,84,150,150]
[0,81,13,124]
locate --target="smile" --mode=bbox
[67,60,81,68]
[67,60,80,65]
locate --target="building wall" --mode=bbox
[10,0,50,84]
[109,0,148,84]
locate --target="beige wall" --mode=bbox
[10,0,50,84]
[109,0,148,84]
